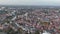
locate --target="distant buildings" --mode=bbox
[0,6,60,34]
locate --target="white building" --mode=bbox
[42,31,51,34]
[42,33,51,34]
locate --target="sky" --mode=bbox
[0,0,60,6]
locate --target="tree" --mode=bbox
[17,28,23,34]
[35,30,40,34]
[6,28,14,34]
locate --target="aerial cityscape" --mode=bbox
[0,6,60,34]
[0,0,60,34]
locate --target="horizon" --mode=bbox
[0,0,60,6]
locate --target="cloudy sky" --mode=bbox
[0,0,60,6]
